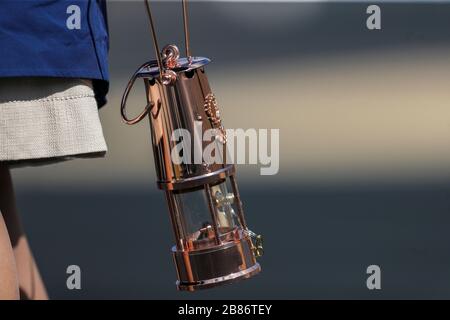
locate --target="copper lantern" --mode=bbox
[120,0,263,291]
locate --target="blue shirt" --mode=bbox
[0,0,109,107]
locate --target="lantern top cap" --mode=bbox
[136,56,211,79]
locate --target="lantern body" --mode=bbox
[122,52,262,291]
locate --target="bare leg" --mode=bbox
[0,165,48,300]
[0,212,19,299]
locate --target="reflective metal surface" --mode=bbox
[144,59,228,189]
[121,43,262,290]
[137,57,210,79]
[172,235,261,291]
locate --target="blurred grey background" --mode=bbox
[12,1,450,299]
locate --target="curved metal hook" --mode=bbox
[120,61,156,125]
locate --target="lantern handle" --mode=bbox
[120,61,159,125]
[144,0,192,80]
[182,0,191,57]
[122,0,192,124]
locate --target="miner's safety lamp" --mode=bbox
[120,0,263,291]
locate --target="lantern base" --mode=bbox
[172,236,261,291]
[176,263,261,291]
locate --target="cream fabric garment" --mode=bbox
[0,78,107,166]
